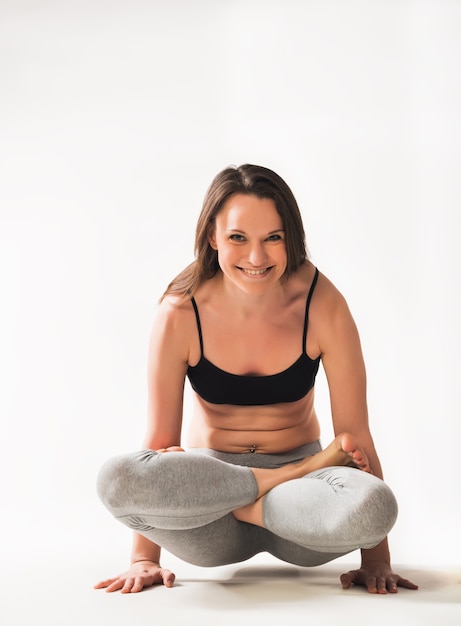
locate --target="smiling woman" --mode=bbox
[162,164,308,298]
[208,195,287,292]
[95,164,418,596]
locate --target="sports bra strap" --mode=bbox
[190,297,204,355]
[302,267,319,351]
[191,266,319,358]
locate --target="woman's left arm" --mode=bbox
[318,279,418,594]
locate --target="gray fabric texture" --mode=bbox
[97,443,398,567]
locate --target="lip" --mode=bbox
[237,266,273,277]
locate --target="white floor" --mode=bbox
[3,528,459,626]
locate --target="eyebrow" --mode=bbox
[225,229,284,235]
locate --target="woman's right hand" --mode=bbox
[94,560,176,593]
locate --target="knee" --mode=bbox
[96,450,157,517]
[96,454,131,515]
[359,479,398,547]
[325,468,399,548]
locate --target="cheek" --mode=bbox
[216,246,234,264]
[216,245,242,271]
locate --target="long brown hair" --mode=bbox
[161,164,308,300]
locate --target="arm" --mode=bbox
[95,296,191,593]
[318,278,417,594]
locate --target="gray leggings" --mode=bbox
[97,442,398,567]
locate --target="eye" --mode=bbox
[266,233,283,241]
[229,234,246,242]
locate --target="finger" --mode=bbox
[129,576,146,593]
[339,571,355,589]
[385,576,399,593]
[120,577,136,594]
[397,577,419,590]
[106,579,126,593]
[376,576,388,594]
[94,578,116,589]
[160,568,176,588]
[366,576,378,594]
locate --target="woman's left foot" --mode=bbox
[296,433,372,475]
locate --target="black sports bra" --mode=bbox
[186,268,321,406]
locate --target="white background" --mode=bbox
[1,0,460,569]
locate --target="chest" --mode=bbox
[199,308,306,376]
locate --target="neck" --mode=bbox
[217,272,290,317]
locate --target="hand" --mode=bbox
[340,561,418,594]
[94,560,176,593]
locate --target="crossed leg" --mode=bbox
[235,432,371,526]
[153,432,371,528]
[98,432,396,566]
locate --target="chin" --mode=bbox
[236,275,282,294]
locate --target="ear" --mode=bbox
[207,225,218,250]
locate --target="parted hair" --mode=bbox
[161,164,308,300]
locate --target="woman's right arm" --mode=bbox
[95,297,192,593]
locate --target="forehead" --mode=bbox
[217,194,283,230]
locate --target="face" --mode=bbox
[208,194,287,293]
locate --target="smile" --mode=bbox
[238,267,272,276]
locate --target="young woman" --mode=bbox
[95,164,418,595]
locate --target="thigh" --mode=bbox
[262,466,398,554]
[97,449,259,529]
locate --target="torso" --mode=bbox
[184,262,323,454]
[186,392,321,454]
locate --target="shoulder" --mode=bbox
[156,293,195,326]
[312,272,361,358]
[290,263,347,312]
[149,293,197,357]
[313,270,349,314]
[299,267,357,347]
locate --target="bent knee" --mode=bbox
[96,454,132,514]
[359,479,398,546]
[96,450,158,516]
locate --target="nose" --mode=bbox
[248,242,268,266]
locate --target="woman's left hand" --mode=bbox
[340,561,418,594]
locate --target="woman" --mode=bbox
[95,164,418,595]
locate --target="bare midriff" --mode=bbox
[186,387,321,454]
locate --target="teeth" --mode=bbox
[241,268,268,275]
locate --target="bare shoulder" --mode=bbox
[149,293,197,360]
[155,293,195,330]
[313,271,349,314]
[292,263,347,312]
[308,269,358,350]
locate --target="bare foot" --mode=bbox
[296,433,372,475]
[234,433,372,527]
[246,432,372,501]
